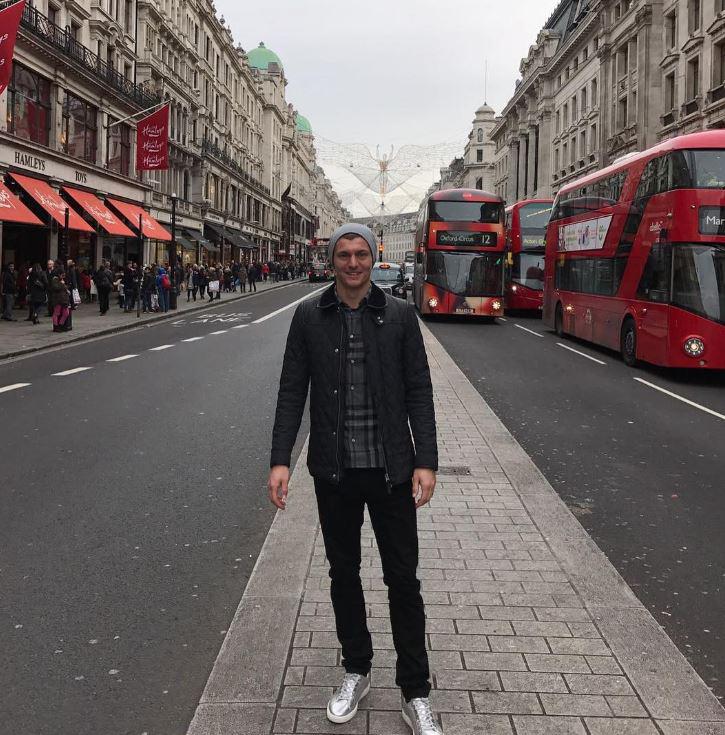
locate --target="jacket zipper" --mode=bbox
[334,307,344,483]
[367,309,393,493]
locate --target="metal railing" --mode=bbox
[20,5,160,109]
[201,138,271,196]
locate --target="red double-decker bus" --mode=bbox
[504,199,553,311]
[543,130,725,369]
[413,189,506,317]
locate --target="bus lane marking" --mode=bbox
[149,345,175,351]
[634,378,725,422]
[106,354,138,362]
[514,324,545,338]
[209,330,228,335]
[182,337,205,342]
[53,367,93,376]
[0,383,31,394]
[556,343,607,365]
[252,286,327,324]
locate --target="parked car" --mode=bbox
[309,263,331,282]
[371,262,406,300]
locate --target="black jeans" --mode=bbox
[98,287,110,314]
[314,469,430,701]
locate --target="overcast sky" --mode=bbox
[218,0,556,212]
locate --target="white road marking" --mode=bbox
[182,336,204,342]
[209,330,228,335]
[106,354,138,362]
[634,378,725,421]
[149,344,174,351]
[556,343,607,365]
[53,367,93,376]
[498,317,508,322]
[231,324,249,330]
[0,383,31,394]
[252,286,327,324]
[514,324,544,338]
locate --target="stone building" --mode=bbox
[491,0,725,203]
[462,103,498,191]
[352,212,417,264]
[0,2,346,271]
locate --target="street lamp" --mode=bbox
[170,192,177,310]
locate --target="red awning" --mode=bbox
[9,173,94,232]
[106,198,171,241]
[62,187,135,237]
[0,182,43,226]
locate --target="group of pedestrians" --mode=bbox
[1,259,82,332]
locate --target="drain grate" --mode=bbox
[437,465,471,476]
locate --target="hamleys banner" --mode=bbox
[0,0,26,96]
[136,103,169,171]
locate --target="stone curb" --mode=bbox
[0,280,300,362]
[186,438,318,735]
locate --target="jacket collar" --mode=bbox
[318,281,386,310]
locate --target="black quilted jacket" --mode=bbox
[270,282,438,486]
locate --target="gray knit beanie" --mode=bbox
[328,223,378,264]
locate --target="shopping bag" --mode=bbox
[208,280,220,293]
[72,288,82,305]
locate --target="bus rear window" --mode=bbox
[671,150,725,189]
[429,200,501,223]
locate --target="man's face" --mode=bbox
[47,260,54,271]
[333,237,373,290]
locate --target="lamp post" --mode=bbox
[137,213,143,318]
[169,192,177,310]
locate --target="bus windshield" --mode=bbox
[672,150,725,189]
[512,253,545,291]
[427,251,503,296]
[429,200,501,223]
[519,203,552,233]
[673,244,725,323]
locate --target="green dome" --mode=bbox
[247,42,283,71]
[296,113,312,134]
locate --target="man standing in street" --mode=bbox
[268,223,443,734]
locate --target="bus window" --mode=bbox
[637,243,671,303]
[429,200,502,223]
[672,244,725,322]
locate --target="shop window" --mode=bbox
[6,63,52,146]
[62,92,98,163]
[106,119,131,175]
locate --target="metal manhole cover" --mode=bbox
[437,466,471,476]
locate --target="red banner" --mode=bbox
[136,103,169,171]
[0,0,26,96]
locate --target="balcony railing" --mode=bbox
[20,5,160,110]
[201,138,271,196]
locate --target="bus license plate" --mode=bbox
[455,307,474,314]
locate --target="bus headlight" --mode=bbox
[683,337,705,357]
[428,298,439,308]
[511,284,518,292]
[492,300,502,311]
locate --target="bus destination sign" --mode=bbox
[699,207,725,236]
[437,231,497,247]
[521,234,545,249]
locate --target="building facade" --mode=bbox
[0,2,346,272]
[352,212,417,264]
[491,0,725,203]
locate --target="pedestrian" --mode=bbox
[238,262,247,293]
[268,223,442,734]
[50,274,72,332]
[1,263,17,321]
[142,267,156,313]
[156,266,171,312]
[94,263,113,315]
[248,262,257,292]
[27,263,48,324]
[198,267,207,301]
[45,259,60,316]
[262,262,269,281]
[66,260,80,310]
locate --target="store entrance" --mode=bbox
[2,223,49,267]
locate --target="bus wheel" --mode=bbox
[620,318,638,367]
[554,303,565,337]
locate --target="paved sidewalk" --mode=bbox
[187,323,725,735]
[0,278,301,360]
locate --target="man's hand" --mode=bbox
[412,468,436,509]
[268,465,290,510]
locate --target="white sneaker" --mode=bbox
[401,695,444,734]
[325,672,370,723]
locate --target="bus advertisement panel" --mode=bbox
[504,199,552,311]
[543,130,725,369]
[413,189,506,318]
